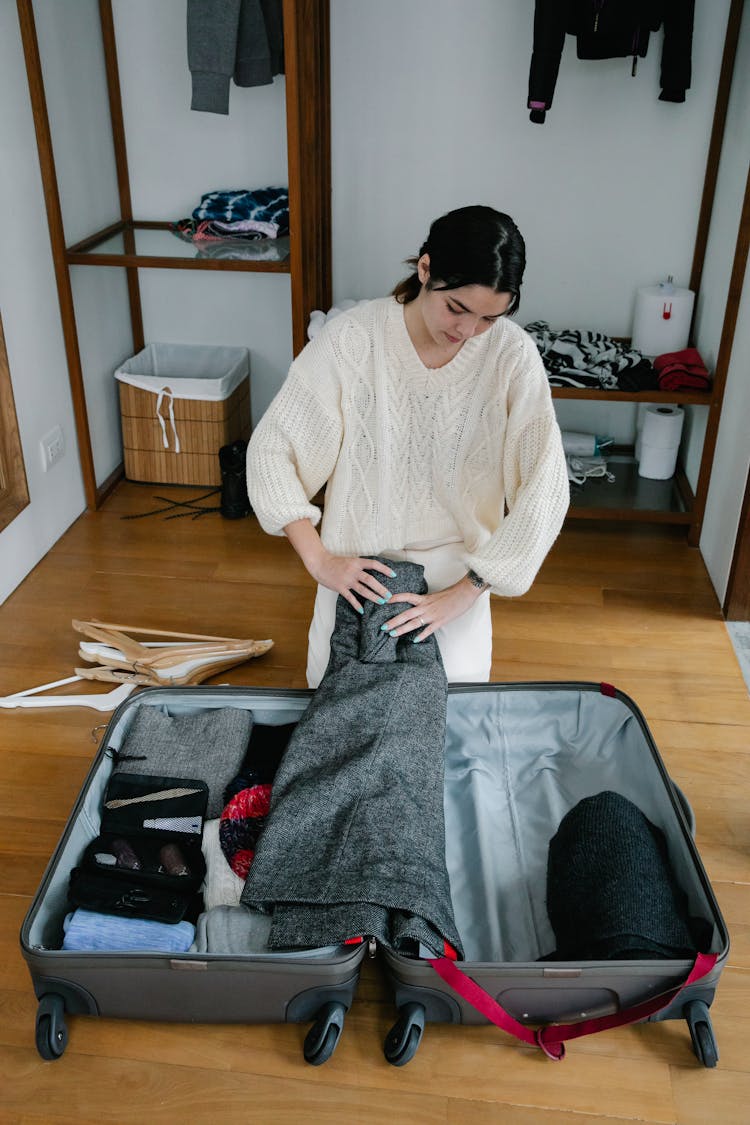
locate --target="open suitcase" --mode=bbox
[20,685,368,1066]
[380,682,729,1067]
[20,681,728,1067]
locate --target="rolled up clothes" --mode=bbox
[62,909,195,953]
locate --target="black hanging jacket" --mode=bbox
[527,0,695,124]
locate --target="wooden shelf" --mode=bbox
[567,454,694,523]
[552,386,714,406]
[19,0,331,510]
[66,221,292,272]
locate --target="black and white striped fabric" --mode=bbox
[525,320,656,391]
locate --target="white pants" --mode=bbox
[306,540,492,688]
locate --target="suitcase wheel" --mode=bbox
[303,1001,346,1066]
[685,999,719,1068]
[35,994,68,1061]
[384,1002,425,1067]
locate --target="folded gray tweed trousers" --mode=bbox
[240,557,463,957]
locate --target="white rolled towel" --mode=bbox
[308,300,374,340]
[200,818,245,910]
[307,310,326,340]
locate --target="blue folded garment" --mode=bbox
[62,909,195,953]
[192,187,289,233]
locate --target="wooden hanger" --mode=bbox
[72,619,273,687]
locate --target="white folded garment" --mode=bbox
[201,818,245,910]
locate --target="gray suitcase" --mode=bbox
[20,685,367,1066]
[21,681,728,1068]
[379,682,729,1067]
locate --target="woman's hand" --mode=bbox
[283,518,396,613]
[308,551,398,613]
[380,577,486,642]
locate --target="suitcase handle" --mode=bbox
[427,951,718,1059]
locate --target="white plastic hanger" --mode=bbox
[0,675,135,712]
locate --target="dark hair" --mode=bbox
[392,204,526,314]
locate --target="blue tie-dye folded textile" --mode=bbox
[192,187,289,233]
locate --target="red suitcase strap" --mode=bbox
[428,951,717,1060]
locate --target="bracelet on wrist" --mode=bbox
[466,568,489,591]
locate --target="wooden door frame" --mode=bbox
[725,464,750,619]
[716,150,750,620]
[0,311,30,533]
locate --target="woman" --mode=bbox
[247,205,569,686]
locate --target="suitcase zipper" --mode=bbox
[368,937,377,958]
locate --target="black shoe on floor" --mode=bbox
[219,440,252,519]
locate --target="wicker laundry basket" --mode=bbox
[116,343,251,486]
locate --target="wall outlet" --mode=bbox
[40,424,65,472]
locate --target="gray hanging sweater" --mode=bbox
[187,0,284,115]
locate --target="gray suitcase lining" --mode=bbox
[443,685,723,963]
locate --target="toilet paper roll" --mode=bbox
[640,404,684,449]
[561,431,597,456]
[638,442,679,480]
[632,285,694,356]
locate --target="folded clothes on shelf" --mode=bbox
[193,187,289,232]
[173,218,281,242]
[525,320,658,391]
[171,187,290,250]
[653,347,711,392]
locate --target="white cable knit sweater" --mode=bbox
[247,297,569,597]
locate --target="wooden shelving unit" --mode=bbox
[17,0,331,510]
[17,0,746,545]
[551,386,715,531]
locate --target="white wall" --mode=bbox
[0,0,86,605]
[696,2,750,604]
[330,0,727,328]
[330,0,730,452]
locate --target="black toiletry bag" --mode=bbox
[67,773,208,924]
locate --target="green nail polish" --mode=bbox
[384,591,392,601]
[412,636,422,644]
[376,597,385,605]
[389,630,397,637]
[380,623,388,631]
[389,569,397,578]
[357,606,364,614]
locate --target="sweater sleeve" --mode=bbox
[187,0,242,114]
[659,0,694,103]
[527,0,569,123]
[465,347,569,597]
[246,330,344,536]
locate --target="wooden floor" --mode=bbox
[1,481,749,1124]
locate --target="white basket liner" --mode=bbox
[115,343,249,400]
[115,343,250,453]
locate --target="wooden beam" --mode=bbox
[724,462,750,619]
[283,0,331,356]
[16,0,97,508]
[689,0,745,303]
[689,157,750,547]
[98,0,144,353]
